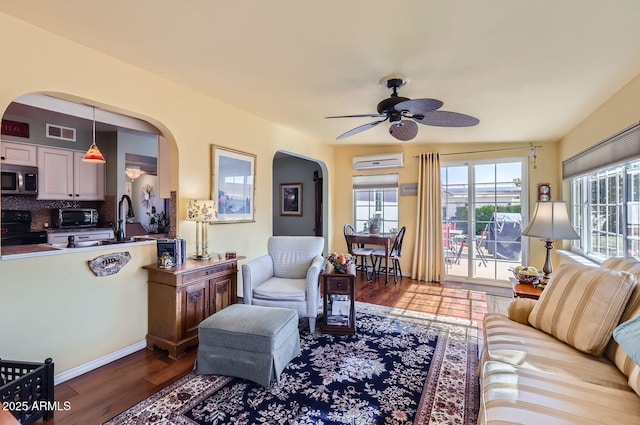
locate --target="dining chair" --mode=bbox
[372,226,406,285]
[344,224,374,280]
[455,225,488,267]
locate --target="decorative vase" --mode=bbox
[369,225,381,234]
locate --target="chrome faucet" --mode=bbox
[116,194,134,242]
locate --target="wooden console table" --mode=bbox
[143,256,244,359]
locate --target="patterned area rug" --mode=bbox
[104,302,479,425]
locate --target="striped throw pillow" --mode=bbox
[528,264,637,357]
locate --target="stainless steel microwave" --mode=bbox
[1,164,38,195]
[51,208,99,228]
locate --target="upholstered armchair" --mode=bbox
[242,236,325,333]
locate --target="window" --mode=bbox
[352,174,399,233]
[569,159,640,261]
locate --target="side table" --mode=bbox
[510,277,543,300]
[321,269,356,335]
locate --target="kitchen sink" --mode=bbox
[49,236,154,249]
[100,237,153,245]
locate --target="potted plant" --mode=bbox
[367,215,382,234]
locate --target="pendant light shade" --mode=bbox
[83,106,106,163]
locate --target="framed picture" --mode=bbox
[280,183,302,216]
[211,145,256,223]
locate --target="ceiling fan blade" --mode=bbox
[394,98,443,115]
[389,119,418,141]
[413,110,480,127]
[336,118,388,140]
[326,113,385,119]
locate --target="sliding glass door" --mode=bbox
[442,159,527,284]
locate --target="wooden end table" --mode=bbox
[321,269,356,335]
[510,277,543,300]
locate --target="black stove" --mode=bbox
[1,210,47,246]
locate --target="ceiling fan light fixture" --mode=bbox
[389,119,418,141]
[327,76,479,140]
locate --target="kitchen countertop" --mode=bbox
[1,244,62,255]
[1,238,156,260]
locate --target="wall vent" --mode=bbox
[46,123,76,142]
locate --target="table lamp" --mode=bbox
[187,199,217,260]
[521,201,579,286]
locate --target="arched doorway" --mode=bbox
[272,151,328,251]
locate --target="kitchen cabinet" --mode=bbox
[37,146,105,200]
[1,140,37,166]
[46,228,115,245]
[143,256,243,359]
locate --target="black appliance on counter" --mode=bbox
[1,210,47,246]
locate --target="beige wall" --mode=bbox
[561,73,640,164]
[0,12,334,375]
[2,8,635,377]
[331,141,559,279]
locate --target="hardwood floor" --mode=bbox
[44,274,511,425]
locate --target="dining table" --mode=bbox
[346,232,397,285]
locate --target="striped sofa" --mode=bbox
[479,257,640,424]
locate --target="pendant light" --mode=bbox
[82,106,106,163]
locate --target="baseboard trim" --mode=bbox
[54,340,147,385]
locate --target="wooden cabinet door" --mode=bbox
[181,281,208,339]
[37,147,73,200]
[1,141,37,166]
[209,277,232,314]
[73,151,105,200]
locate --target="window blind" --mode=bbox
[562,122,640,179]
[352,173,399,189]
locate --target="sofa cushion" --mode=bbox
[479,360,640,425]
[482,312,629,389]
[603,257,640,377]
[614,314,640,366]
[528,263,637,356]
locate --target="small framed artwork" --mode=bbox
[280,183,302,216]
[211,145,256,223]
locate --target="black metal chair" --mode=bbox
[372,226,406,285]
[344,224,374,280]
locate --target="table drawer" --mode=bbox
[326,277,352,294]
[182,263,235,283]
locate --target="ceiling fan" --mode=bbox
[326,77,479,141]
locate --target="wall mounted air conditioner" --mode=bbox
[352,152,404,170]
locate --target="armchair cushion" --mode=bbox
[253,278,307,302]
[269,236,324,279]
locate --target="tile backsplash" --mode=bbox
[1,195,115,230]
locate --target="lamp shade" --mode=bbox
[522,201,579,240]
[82,106,106,164]
[187,199,217,222]
[82,144,106,163]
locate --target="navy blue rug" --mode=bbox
[104,303,479,424]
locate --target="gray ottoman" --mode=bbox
[196,304,301,387]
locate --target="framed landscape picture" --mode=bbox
[280,183,302,216]
[211,145,256,223]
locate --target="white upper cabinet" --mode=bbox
[1,140,37,166]
[37,146,105,200]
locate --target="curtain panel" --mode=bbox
[412,153,444,282]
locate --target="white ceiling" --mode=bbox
[3,0,640,145]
